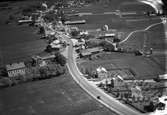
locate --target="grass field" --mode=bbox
[0,73,117,115]
[78,52,165,79]
[0,24,47,65]
[75,2,166,79]
[0,3,47,65]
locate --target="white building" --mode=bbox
[131,85,143,101]
[71,39,79,46]
[6,62,26,77]
[96,66,108,79]
[80,30,88,35]
[50,40,62,49]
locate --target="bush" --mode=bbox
[54,52,66,66]
[86,39,103,48]
[100,41,115,51]
[144,101,156,112]
[39,66,48,79]
[71,30,80,37]
[55,64,66,76]
[0,77,13,87]
[43,11,59,22]
[17,74,27,82]
[11,78,19,85]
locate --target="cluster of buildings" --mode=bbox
[5,53,56,78]
[91,65,167,113]
[3,1,91,79]
[1,3,64,78]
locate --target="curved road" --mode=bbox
[60,34,142,115]
[58,1,166,115]
[119,21,163,44]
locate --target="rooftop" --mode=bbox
[96,66,107,73]
[6,62,25,71]
[80,47,103,56]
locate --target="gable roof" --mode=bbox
[6,62,25,71]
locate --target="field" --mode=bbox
[73,1,166,75]
[65,0,160,30]
[0,24,47,65]
[120,23,166,50]
[0,73,117,115]
[78,52,165,79]
[0,0,166,114]
[0,2,118,115]
[0,2,47,66]
[119,23,166,70]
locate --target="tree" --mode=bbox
[100,41,114,51]
[55,64,65,75]
[110,79,114,88]
[144,101,156,112]
[0,68,8,76]
[39,26,45,34]
[44,11,59,22]
[39,66,48,79]
[54,52,66,66]
[71,30,80,37]
[45,45,52,53]
[113,37,121,43]
[0,77,12,87]
[116,89,120,98]
[17,74,26,82]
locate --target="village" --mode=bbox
[0,0,167,114]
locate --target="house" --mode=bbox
[80,30,88,35]
[32,54,55,61]
[96,66,108,79]
[32,54,55,67]
[64,20,86,25]
[112,74,124,87]
[71,39,79,46]
[131,85,143,101]
[18,17,33,25]
[49,39,63,49]
[80,47,104,57]
[101,24,109,31]
[6,62,26,77]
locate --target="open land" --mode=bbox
[0,3,47,65]
[68,1,166,72]
[0,73,117,115]
[0,1,119,115]
[75,1,166,75]
[0,0,166,115]
[78,52,165,79]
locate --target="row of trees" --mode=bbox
[0,63,66,88]
[0,52,67,88]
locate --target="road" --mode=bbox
[58,1,167,115]
[59,34,142,115]
[119,21,163,44]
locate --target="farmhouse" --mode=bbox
[80,47,103,57]
[6,62,26,77]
